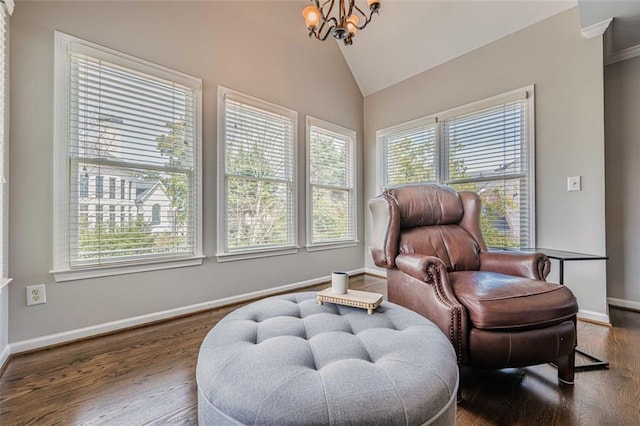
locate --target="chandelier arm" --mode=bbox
[318,0,335,22]
[352,3,374,30]
[315,20,338,41]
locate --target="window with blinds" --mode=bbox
[307,117,357,247]
[0,1,10,282]
[218,87,297,257]
[378,88,534,248]
[53,33,202,277]
[379,118,437,188]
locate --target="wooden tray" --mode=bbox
[316,288,383,315]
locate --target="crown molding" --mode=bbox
[606,44,640,66]
[581,17,613,39]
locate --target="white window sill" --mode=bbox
[306,241,360,252]
[51,255,205,282]
[216,246,299,263]
[0,278,12,292]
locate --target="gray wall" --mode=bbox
[605,55,640,307]
[9,2,363,343]
[363,7,609,321]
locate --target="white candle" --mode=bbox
[331,272,349,295]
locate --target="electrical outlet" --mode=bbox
[26,284,46,306]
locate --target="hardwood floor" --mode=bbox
[1,275,639,425]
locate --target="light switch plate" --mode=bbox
[567,176,582,192]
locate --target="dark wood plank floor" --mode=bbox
[1,275,639,425]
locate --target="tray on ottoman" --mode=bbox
[316,288,383,315]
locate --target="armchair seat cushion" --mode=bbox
[450,271,578,330]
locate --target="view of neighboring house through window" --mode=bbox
[53,32,202,277]
[378,87,534,248]
[218,87,297,259]
[307,117,357,247]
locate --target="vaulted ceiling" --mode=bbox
[336,0,577,96]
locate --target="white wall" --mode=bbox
[363,7,609,322]
[605,54,640,310]
[9,2,364,344]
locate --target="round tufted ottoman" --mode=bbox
[196,291,458,425]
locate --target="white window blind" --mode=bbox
[444,98,531,248]
[378,88,534,248]
[219,88,297,255]
[380,118,437,188]
[54,33,202,275]
[0,1,11,282]
[307,117,356,246]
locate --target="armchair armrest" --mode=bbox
[395,253,448,283]
[392,253,467,363]
[479,251,550,281]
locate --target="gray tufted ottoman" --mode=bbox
[196,291,458,425]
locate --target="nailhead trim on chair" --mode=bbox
[427,263,463,362]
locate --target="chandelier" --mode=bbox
[302,0,382,46]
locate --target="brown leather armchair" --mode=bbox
[369,184,578,385]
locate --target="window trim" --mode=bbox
[305,116,358,250]
[216,86,299,262]
[376,85,536,247]
[52,32,203,281]
[0,2,10,287]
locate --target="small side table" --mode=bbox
[502,247,609,372]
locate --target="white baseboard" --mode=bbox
[9,268,365,355]
[608,297,640,312]
[364,267,387,278]
[577,309,610,326]
[0,344,9,370]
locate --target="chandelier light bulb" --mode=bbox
[346,15,359,36]
[367,0,381,12]
[302,5,321,30]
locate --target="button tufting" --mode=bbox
[197,291,458,426]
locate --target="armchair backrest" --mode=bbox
[369,184,488,271]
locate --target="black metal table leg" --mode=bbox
[557,259,609,372]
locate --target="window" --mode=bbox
[95,175,103,199]
[53,32,203,281]
[217,87,297,261]
[306,117,357,249]
[378,87,534,248]
[79,171,89,197]
[151,204,161,225]
[381,117,437,188]
[109,177,116,199]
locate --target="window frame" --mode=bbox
[305,116,358,251]
[216,86,299,262]
[0,1,11,291]
[52,32,204,282]
[376,86,536,247]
